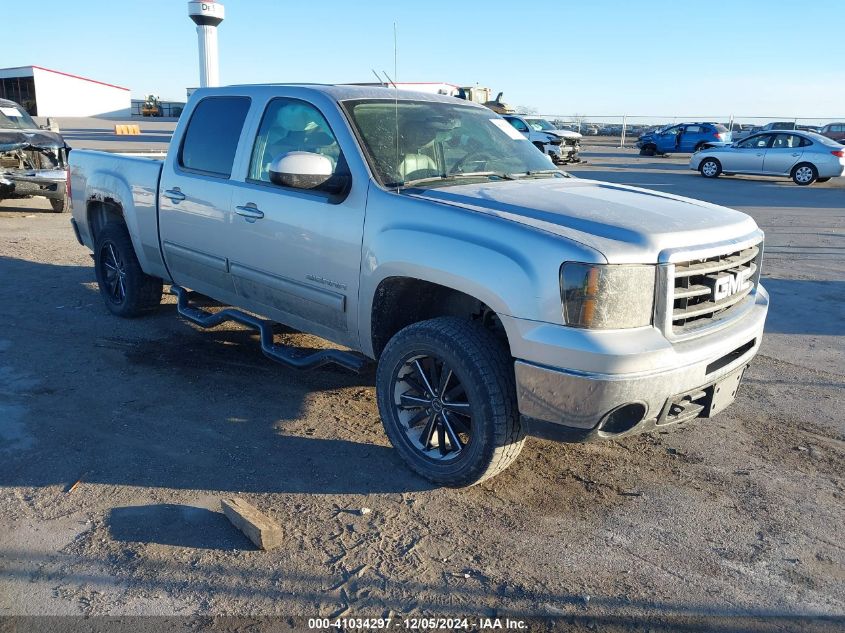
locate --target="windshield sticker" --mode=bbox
[0,107,23,117]
[490,118,527,141]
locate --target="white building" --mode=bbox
[0,65,131,118]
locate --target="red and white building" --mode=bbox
[0,65,131,118]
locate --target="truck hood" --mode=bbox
[405,176,759,263]
[0,129,66,153]
[547,130,582,140]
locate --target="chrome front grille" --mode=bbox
[670,243,762,335]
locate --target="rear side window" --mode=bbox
[685,125,702,133]
[179,96,251,177]
[713,124,729,133]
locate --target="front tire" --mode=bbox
[791,163,817,186]
[699,157,722,178]
[639,144,656,156]
[376,317,525,487]
[94,222,163,317]
[49,197,66,213]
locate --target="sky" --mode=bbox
[4,0,845,118]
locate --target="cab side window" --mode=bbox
[507,118,529,133]
[248,98,342,184]
[179,96,251,178]
[771,133,801,149]
[737,135,771,149]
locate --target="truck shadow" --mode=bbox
[0,255,434,495]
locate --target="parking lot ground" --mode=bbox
[0,147,843,630]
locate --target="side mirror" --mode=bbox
[269,151,349,195]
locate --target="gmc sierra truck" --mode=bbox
[69,85,769,487]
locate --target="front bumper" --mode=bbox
[0,168,66,200]
[513,286,768,441]
[546,143,580,163]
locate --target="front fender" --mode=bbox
[357,186,603,357]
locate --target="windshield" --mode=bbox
[0,104,39,130]
[343,99,558,188]
[525,118,557,131]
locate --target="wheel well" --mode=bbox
[370,277,507,358]
[699,156,720,170]
[87,199,125,243]
[791,161,816,174]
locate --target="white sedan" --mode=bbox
[690,130,845,185]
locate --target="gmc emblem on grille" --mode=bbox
[710,268,753,301]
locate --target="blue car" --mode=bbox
[637,122,731,156]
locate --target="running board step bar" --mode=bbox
[170,286,370,374]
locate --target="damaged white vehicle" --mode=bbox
[0,99,69,212]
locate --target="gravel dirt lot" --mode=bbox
[0,127,843,631]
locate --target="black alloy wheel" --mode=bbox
[392,353,473,461]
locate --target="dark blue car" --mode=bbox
[637,122,731,156]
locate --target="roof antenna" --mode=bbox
[371,68,386,87]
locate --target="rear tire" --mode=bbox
[699,158,722,178]
[791,163,817,186]
[376,317,525,487]
[94,222,163,318]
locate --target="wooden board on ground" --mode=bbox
[221,497,283,550]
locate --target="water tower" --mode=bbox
[188,1,225,88]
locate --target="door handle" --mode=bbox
[235,204,265,222]
[756,153,764,156]
[791,152,801,157]
[163,188,186,202]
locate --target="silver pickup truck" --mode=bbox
[69,85,769,487]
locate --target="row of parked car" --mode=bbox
[633,120,845,186]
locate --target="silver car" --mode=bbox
[690,130,845,185]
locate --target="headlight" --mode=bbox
[560,263,656,329]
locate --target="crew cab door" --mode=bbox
[158,95,252,302]
[762,133,805,174]
[679,124,703,152]
[654,125,681,152]
[226,96,366,348]
[726,133,773,173]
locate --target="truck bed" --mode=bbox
[69,149,169,280]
